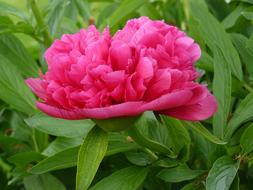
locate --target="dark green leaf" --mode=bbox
[76,126,108,190]
[225,91,253,140]
[206,156,239,190]
[212,47,232,138]
[42,137,82,156]
[24,173,66,190]
[90,166,148,190]
[189,0,243,80]
[183,121,226,144]
[157,164,205,183]
[30,147,79,174]
[240,123,253,155]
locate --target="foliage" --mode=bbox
[0,0,253,189]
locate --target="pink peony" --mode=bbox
[26,17,217,121]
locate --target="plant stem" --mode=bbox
[32,128,39,152]
[127,125,176,158]
[28,0,52,47]
[242,81,253,92]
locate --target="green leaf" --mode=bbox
[225,91,253,140]
[104,0,147,27]
[42,137,83,156]
[46,0,68,36]
[0,55,36,114]
[106,133,140,156]
[24,173,66,190]
[90,166,148,190]
[93,115,140,132]
[0,2,27,20]
[231,33,253,78]
[181,182,204,190]
[212,47,232,138]
[125,152,152,166]
[161,116,191,160]
[222,5,245,29]
[74,0,91,21]
[206,156,239,190]
[25,113,94,138]
[240,123,253,155]
[157,164,205,183]
[183,121,226,145]
[76,126,108,190]
[30,147,79,174]
[189,0,243,80]
[0,34,39,77]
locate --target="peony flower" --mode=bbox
[26,16,217,121]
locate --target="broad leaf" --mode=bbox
[212,47,232,138]
[90,166,148,190]
[225,91,253,140]
[0,55,36,114]
[206,156,239,190]
[25,113,94,138]
[104,0,147,27]
[240,123,253,155]
[183,121,226,145]
[42,137,83,156]
[189,0,243,80]
[30,147,79,174]
[0,34,39,77]
[157,164,205,183]
[76,126,108,190]
[24,173,66,190]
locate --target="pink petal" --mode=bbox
[36,101,145,120]
[161,94,217,121]
[25,78,47,100]
[142,90,193,111]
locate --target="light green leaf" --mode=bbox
[189,0,243,80]
[104,0,147,27]
[212,47,232,138]
[90,166,148,190]
[183,121,226,145]
[0,34,39,77]
[76,126,108,190]
[240,123,253,155]
[24,173,66,190]
[46,0,68,36]
[30,147,79,174]
[0,55,36,114]
[0,2,27,20]
[157,164,205,183]
[206,156,239,190]
[42,137,83,156]
[225,92,253,140]
[25,113,94,138]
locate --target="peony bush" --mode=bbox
[0,0,253,190]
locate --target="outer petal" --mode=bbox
[161,94,217,121]
[36,101,145,120]
[142,90,193,111]
[25,78,47,100]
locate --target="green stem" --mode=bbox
[127,125,176,158]
[32,128,39,152]
[242,81,253,92]
[28,0,52,47]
